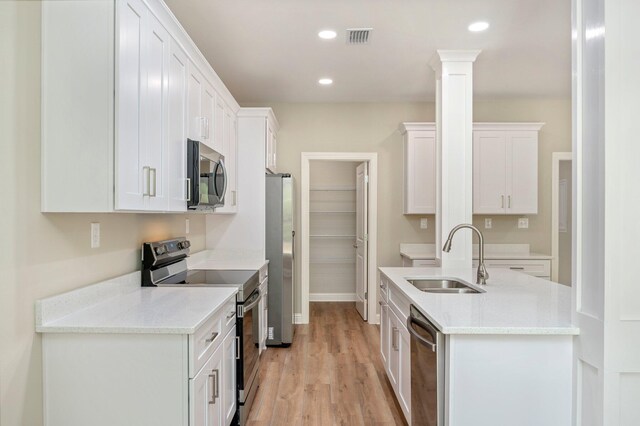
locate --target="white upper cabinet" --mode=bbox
[41,0,240,213]
[473,123,543,215]
[400,123,437,214]
[399,122,543,216]
[115,0,170,211]
[214,105,237,214]
[167,39,189,212]
[266,118,278,173]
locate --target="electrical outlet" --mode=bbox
[268,327,274,340]
[518,217,529,229]
[484,218,492,229]
[91,222,100,248]
[420,218,428,229]
[185,218,190,234]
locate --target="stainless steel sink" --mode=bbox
[407,279,483,294]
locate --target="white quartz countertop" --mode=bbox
[379,266,578,335]
[399,243,553,260]
[37,282,237,334]
[187,249,269,271]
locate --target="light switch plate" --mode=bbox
[518,218,529,229]
[420,218,428,229]
[484,218,492,229]
[185,218,190,234]
[91,222,100,248]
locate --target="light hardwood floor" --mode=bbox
[247,302,407,426]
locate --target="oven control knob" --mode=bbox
[155,245,166,256]
[182,241,191,249]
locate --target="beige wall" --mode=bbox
[246,98,571,313]
[0,4,207,425]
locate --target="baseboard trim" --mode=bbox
[293,313,304,324]
[309,293,357,302]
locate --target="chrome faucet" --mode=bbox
[442,224,489,285]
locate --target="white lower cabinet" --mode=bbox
[191,341,223,426]
[379,276,411,423]
[191,327,237,426]
[41,301,237,426]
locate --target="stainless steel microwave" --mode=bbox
[187,139,227,210]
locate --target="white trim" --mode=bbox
[300,152,379,325]
[472,122,546,132]
[399,122,437,134]
[309,293,357,302]
[236,107,279,131]
[293,313,303,325]
[551,152,572,282]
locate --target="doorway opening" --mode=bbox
[551,152,573,285]
[300,152,378,325]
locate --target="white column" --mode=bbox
[431,50,480,269]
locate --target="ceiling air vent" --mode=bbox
[346,28,372,45]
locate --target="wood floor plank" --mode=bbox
[247,302,407,426]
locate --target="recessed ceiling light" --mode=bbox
[318,30,337,40]
[468,21,490,32]
[318,78,333,86]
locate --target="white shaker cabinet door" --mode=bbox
[142,12,170,211]
[201,82,216,150]
[222,328,237,426]
[404,130,436,214]
[115,0,146,210]
[191,344,223,426]
[473,131,508,214]
[167,39,188,212]
[506,132,538,214]
[187,64,204,142]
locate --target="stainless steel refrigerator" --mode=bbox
[265,174,294,346]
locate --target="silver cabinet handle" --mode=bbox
[510,266,525,270]
[208,369,219,404]
[392,327,399,351]
[186,178,191,202]
[353,243,358,249]
[226,310,236,319]
[143,166,150,196]
[205,331,218,344]
[149,168,157,197]
[501,195,505,208]
[508,195,511,208]
[235,336,240,360]
[201,117,207,139]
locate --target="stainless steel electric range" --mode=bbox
[142,237,261,426]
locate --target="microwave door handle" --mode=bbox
[407,316,437,352]
[218,160,228,201]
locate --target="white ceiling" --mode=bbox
[164,0,571,103]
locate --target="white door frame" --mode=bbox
[300,152,378,325]
[551,152,572,282]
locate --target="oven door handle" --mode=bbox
[242,289,261,314]
[407,315,437,352]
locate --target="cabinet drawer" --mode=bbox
[474,259,551,278]
[388,285,411,324]
[412,259,437,267]
[379,275,389,303]
[222,299,237,336]
[190,307,227,378]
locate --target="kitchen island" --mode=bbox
[378,266,577,426]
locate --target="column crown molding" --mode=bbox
[429,49,481,72]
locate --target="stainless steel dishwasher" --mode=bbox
[407,305,444,426]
